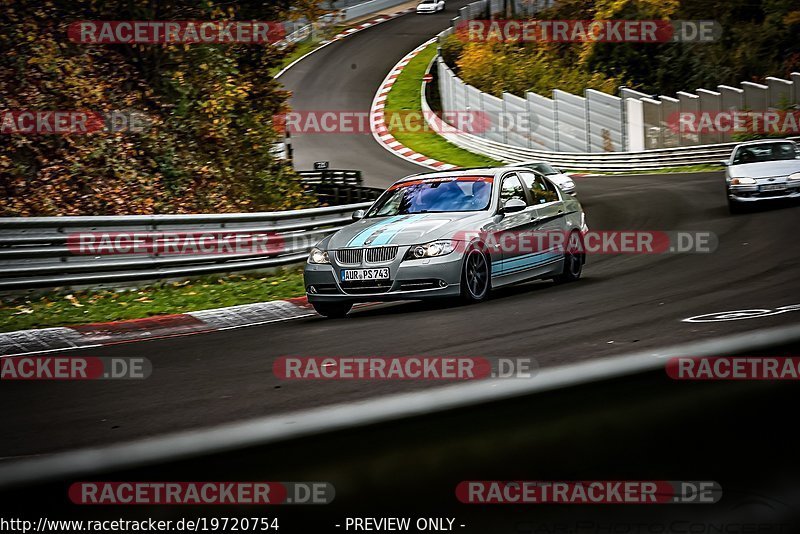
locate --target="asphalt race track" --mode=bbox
[277,2,473,184]
[2,171,799,458]
[1,7,799,459]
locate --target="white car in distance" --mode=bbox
[517,161,577,196]
[416,0,445,13]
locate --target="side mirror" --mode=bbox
[501,198,527,214]
[718,160,728,166]
[352,209,365,221]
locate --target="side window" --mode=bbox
[520,171,559,204]
[500,174,527,206]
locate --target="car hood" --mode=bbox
[548,173,574,187]
[327,212,488,249]
[729,161,800,179]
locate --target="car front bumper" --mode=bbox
[304,247,464,303]
[728,183,800,202]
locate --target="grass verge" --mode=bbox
[630,163,724,174]
[385,42,502,168]
[270,25,347,77]
[567,163,724,175]
[0,268,306,333]
[388,45,726,176]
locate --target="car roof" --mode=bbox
[394,166,551,186]
[733,138,797,148]
[393,167,507,184]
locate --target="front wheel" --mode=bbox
[728,196,746,214]
[312,301,353,318]
[460,247,490,303]
[553,231,584,284]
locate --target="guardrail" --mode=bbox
[277,0,411,45]
[298,169,384,204]
[424,63,800,171]
[0,173,378,292]
[340,0,411,20]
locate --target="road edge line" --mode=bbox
[275,8,415,79]
[369,38,459,170]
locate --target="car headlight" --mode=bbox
[731,177,756,185]
[789,172,800,181]
[404,240,455,260]
[308,247,330,264]
[562,180,575,189]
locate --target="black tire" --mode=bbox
[728,197,746,214]
[312,301,353,318]
[460,246,490,303]
[554,231,584,284]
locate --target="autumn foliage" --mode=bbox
[1,0,325,216]
[444,0,800,100]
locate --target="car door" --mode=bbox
[491,173,546,283]
[518,171,568,275]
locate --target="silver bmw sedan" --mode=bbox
[303,167,588,317]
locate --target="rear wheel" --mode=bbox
[312,301,353,318]
[460,247,490,303]
[554,231,584,284]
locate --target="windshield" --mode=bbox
[732,142,799,165]
[367,176,494,217]
[523,162,558,175]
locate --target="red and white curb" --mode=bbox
[275,9,415,79]
[370,38,458,171]
[0,298,322,357]
[367,41,604,179]
[0,297,386,357]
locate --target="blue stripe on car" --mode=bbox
[367,214,428,246]
[493,250,561,274]
[501,256,560,275]
[347,215,406,247]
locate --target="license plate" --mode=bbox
[341,268,390,282]
[761,184,786,191]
